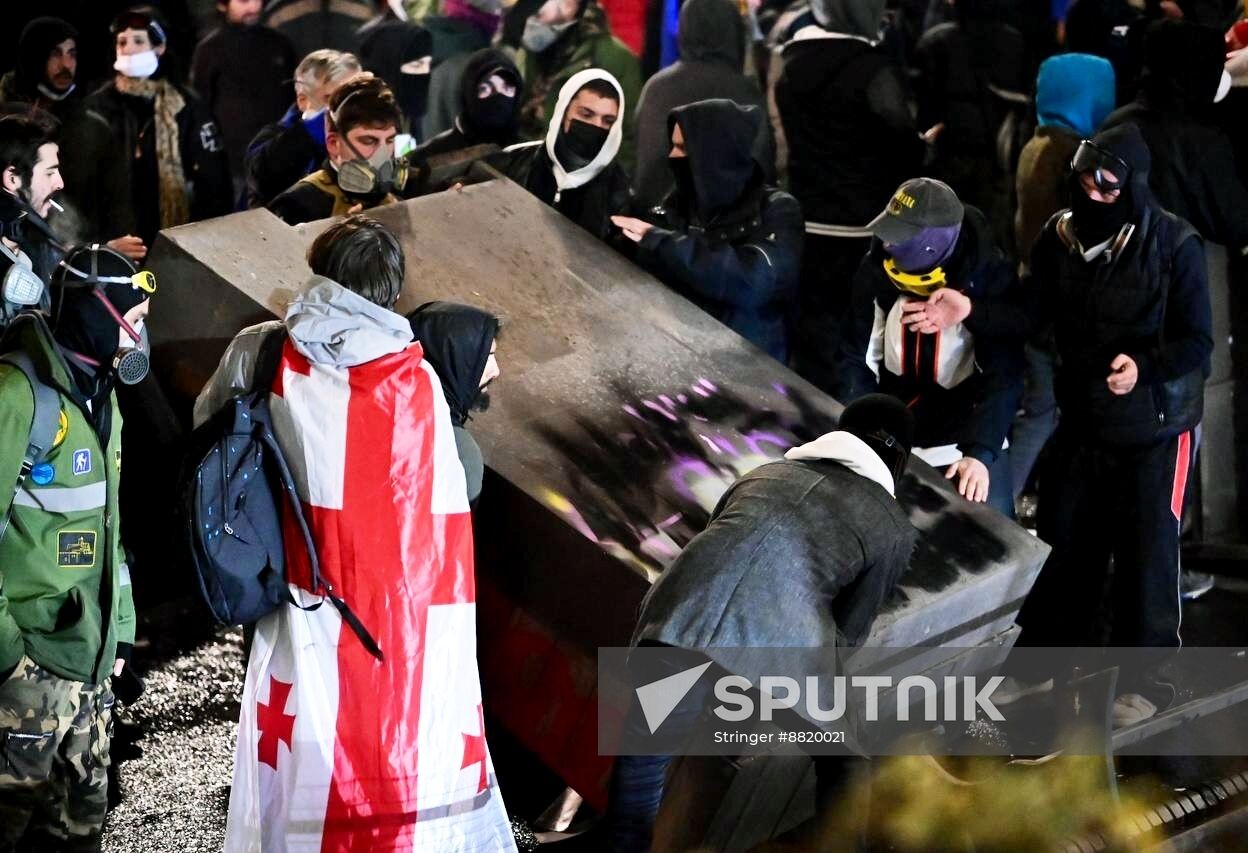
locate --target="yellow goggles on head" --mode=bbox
[883,258,946,297]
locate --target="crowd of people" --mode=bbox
[0,0,1245,848]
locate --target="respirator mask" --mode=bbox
[0,240,45,323]
[57,247,156,385]
[331,92,407,196]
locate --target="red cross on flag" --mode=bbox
[225,340,516,852]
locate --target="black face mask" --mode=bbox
[467,92,517,135]
[668,156,696,207]
[554,119,609,171]
[1069,173,1133,248]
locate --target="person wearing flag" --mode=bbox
[194,215,516,852]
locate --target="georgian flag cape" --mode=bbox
[223,333,515,852]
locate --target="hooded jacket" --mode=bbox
[837,206,1023,464]
[193,275,415,427]
[1102,19,1248,250]
[634,431,915,654]
[0,314,135,684]
[631,0,774,208]
[517,0,642,171]
[1015,54,1116,254]
[420,12,497,140]
[406,48,521,194]
[0,17,80,116]
[774,0,925,228]
[492,69,634,242]
[635,100,802,362]
[973,123,1212,445]
[407,301,500,502]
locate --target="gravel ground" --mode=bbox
[102,615,245,853]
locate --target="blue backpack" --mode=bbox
[181,329,382,659]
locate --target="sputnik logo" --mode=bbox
[634,662,712,734]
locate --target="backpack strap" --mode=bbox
[249,328,385,661]
[0,351,61,545]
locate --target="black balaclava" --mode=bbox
[554,120,609,171]
[666,99,764,219]
[52,245,147,398]
[17,17,79,97]
[407,301,500,427]
[1068,122,1151,248]
[459,49,523,143]
[838,393,915,485]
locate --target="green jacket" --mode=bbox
[518,1,642,172]
[0,315,134,684]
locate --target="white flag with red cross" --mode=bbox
[225,340,516,853]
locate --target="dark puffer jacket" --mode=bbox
[635,100,802,362]
[971,123,1213,446]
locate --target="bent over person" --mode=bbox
[196,216,516,851]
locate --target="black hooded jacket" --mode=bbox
[490,145,634,244]
[774,0,925,227]
[407,301,500,503]
[0,18,129,244]
[405,49,520,196]
[970,123,1213,445]
[837,206,1022,463]
[1101,20,1248,250]
[635,100,802,362]
[632,0,774,208]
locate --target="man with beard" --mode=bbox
[0,243,149,850]
[918,124,1211,721]
[612,99,802,363]
[404,49,522,196]
[491,69,632,243]
[407,301,501,503]
[269,75,406,225]
[0,19,136,252]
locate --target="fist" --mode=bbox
[1107,354,1138,396]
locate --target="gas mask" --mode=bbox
[114,50,159,79]
[56,247,156,385]
[0,240,45,325]
[336,135,407,196]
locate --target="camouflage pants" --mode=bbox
[0,655,113,853]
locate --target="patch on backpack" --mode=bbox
[57,531,97,568]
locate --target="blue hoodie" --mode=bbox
[1036,53,1116,139]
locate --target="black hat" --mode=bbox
[839,393,914,483]
[867,178,964,245]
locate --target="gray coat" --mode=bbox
[633,457,916,654]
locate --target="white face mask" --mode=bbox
[114,50,159,80]
[301,106,325,121]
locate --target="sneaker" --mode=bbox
[1180,570,1216,601]
[1112,693,1157,728]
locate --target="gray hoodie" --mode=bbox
[193,275,413,426]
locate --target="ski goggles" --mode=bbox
[883,257,947,297]
[1071,141,1131,193]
